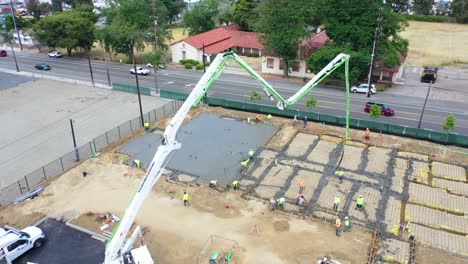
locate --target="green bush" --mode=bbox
[195,64,204,70]
[204,61,210,66]
[184,64,193,69]
[404,14,450,23]
[179,59,187,64]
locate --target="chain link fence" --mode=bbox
[0,100,181,207]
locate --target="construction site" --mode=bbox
[0,103,467,264]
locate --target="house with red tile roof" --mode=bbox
[170,24,263,63]
[261,31,330,78]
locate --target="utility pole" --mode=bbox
[418,81,432,129]
[9,0,23,51]
[104,48,112,86]
[131,36,145,127]
[70,119,79,161]
[87,52,95,86]
[152,0,158,52]
[9,36,19,72]
[366,2,385,97]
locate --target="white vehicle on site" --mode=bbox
[130,67,150,75]
[48,51,62,58]
[0,226,45,264]
[350,83,376,94]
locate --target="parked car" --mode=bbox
[130,67,150,75]
[351,84,376,94]
[364,102,395,116]
[48,51,62,58]
[0,50,7,57]
[35,63,51,71]
[0,226,45,263]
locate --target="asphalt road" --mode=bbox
[1,52,467,135]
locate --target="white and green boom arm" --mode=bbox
[104,52,350,264]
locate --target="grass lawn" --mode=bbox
[401,21,468,67]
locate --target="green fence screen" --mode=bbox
[113,83,151,96]
[158,89,468,147]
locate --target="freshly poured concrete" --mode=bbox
[120,113,278,186]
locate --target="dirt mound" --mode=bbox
[273,220,290,232]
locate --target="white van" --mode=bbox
[0,226,45,263]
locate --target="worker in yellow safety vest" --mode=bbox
[183,192,190,206]
[144,121,150,131]
[133,159,141,168]
[344,216,351,232]
[232,181,239,190]
[333,194,340,211]
[356,195,364,210]
[248,150,255,160]
[267,114,272,123]
[277,197,286,209]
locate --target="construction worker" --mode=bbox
[356,195,364,210]
[335,168,344,183]
[183,191,190,206]
[144,121,150,131]
[255,114,261,122]
[210,180,217,188]
[298,182,305,194]
[240,158,250,175]
[248,149,255,161]
[277,197,286,209]
[296,194,306,206]
[364,128,371,142]
[232,180,239,190]
[333,194,340,211]
[269,198,277,210]
[344,216,351,232]
[293,114,297,125]
[335,219,342,237]
[267,114,272,123]
[133,159,141,168]
[303,117,308,128]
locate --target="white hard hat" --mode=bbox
[345,216,349,219]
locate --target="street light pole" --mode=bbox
[70,119,79,161]
[418,81,432,129]
[366,3,384,97]
[9,0,23,51]
[10,39,20,72]
[131,37,145,127]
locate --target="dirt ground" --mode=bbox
[0,154,370,264]
[0,107,467,264]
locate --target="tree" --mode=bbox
[306,97,317,107]
[369,104,382,119]
[442,114,456,132]
[33,10,95,56]
[62,0,93,9]
[232,0,259,31]
[389,0,410,13]
[51,0,63,13]
[255,0,312,78]
[218,0,235,26]
[250,91,262,101]
[183,0,219,35]
[413,0,434,15]
[161,0,186,23]
[308,0,408,82]
[450,0,468,23]
[4,15,31,32]
[99,0,172,60]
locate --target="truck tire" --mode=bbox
[34,238,45,248]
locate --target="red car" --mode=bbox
[364,102,395,116]
[0,50,7,57]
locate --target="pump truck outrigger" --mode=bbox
[103,52,351,264]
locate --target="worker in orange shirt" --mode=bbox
[335,219,342,237]
[364,128,371,143]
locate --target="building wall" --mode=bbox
[261,56,314,78]
[171,41,204,63]
[14,30,39,47]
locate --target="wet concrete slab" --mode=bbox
[120,112,278,186]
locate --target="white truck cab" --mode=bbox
[0,226,45,263]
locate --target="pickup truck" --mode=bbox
[0,226,45,264]
[129,67,150,75]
